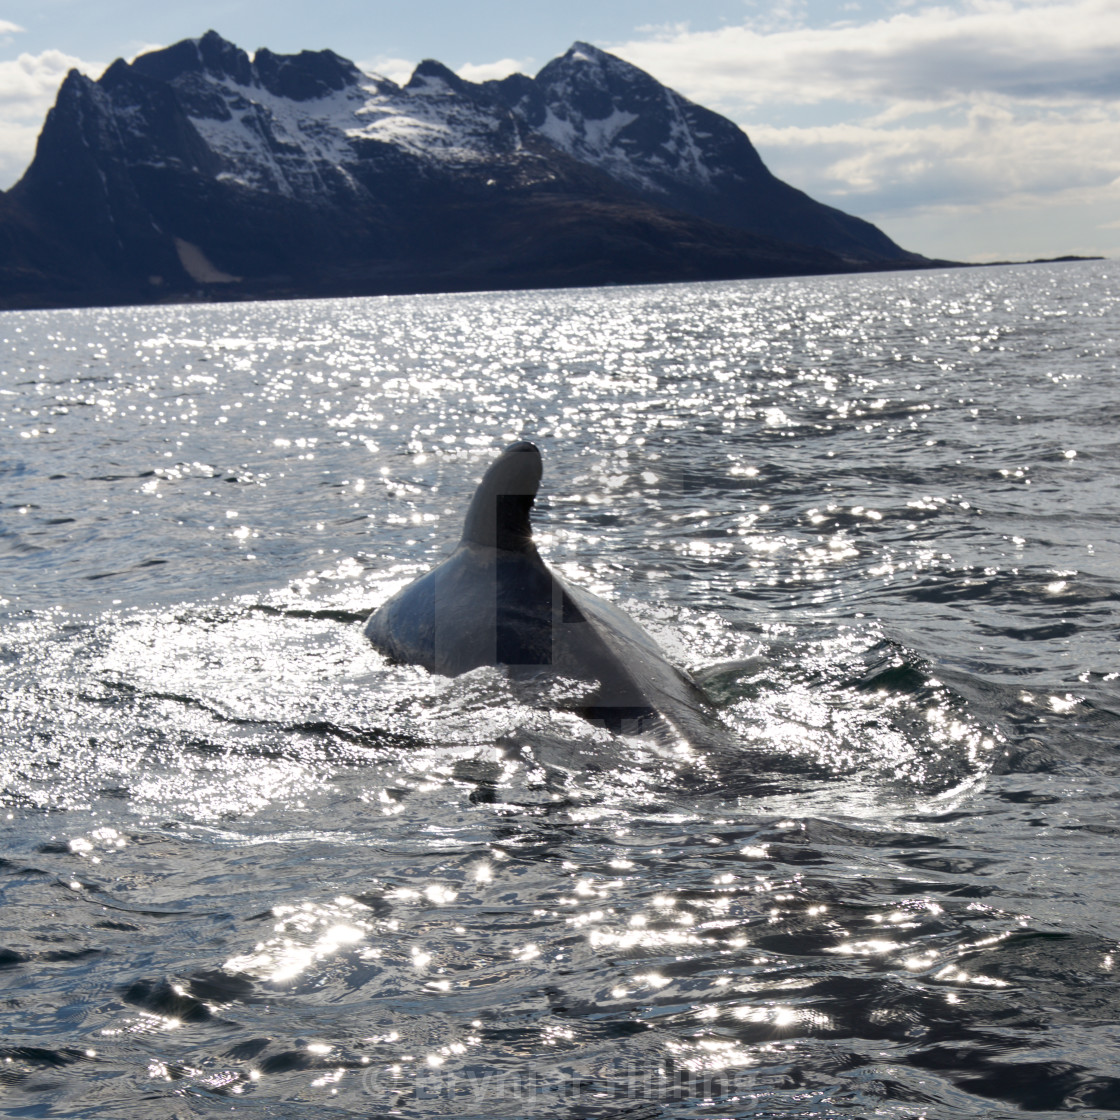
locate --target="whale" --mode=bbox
[364,441,721,745]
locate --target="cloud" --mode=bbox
[456,57,535,84]
[0,48,103,188]
[0,48,98,111]
[611,0,1120,110]
[357,55,417,88]
[753,103,1120,211]
[0,118,40,190]
[359,54,534,87]
[607,0,1120,258]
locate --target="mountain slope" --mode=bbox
[482,42,912,264]
[0,32,927,310]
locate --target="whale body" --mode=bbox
[365,441,720,744]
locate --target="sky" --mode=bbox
[0,0,1116,263]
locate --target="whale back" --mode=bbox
[366,442,551,674]
[365,545,555,676]
[554,576,718,742]
[459,440,541,552]
[365,440,722,743]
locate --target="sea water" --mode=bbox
[1,261,1118,1118]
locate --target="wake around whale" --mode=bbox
[364,441,721,744]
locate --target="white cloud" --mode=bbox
[357,55,416,88]
[607,0,1120,259]
[0,49,96,111]
[456,57,535,84]
[0,118,39,190]
[359,54,533,88]
[753,100,1120,206]
[612,0,1120,110]
[0,48,103,188]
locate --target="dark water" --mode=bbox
[1,261,1118,1118]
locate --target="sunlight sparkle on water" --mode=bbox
[3,267,1116,1117]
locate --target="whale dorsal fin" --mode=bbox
[459,441,542,552]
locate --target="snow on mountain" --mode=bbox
[115,34,529,203]
[483,41,912,263]
[518,42,717,196]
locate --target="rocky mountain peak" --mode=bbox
[499,41,718,199]
[481,40,907,262]
[556,41,616,73]
[253,47,362,101]
[130,31,363,102]
[130,30,251,86]
[407,59,470,96]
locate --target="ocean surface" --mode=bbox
[1,260,1118,1119]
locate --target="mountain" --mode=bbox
[0,32,928,310]
[483,43,909,264]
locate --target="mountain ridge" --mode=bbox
[0,31,936,310]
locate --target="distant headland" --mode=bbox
[0,32,1094,312]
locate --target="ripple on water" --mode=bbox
[1,262,1119,1116]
